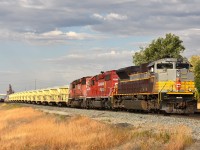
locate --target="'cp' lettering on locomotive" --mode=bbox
[98,82,104,86]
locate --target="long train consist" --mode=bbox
[7,58,197,114]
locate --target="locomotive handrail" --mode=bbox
[158,82,167,104]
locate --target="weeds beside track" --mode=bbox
[0,103,194,150]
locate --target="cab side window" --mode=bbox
[149,65,154,73]
[105,75,111,81]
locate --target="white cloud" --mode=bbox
[106,13,128,21]
[45,49,134,82]
[0,29,104,45]
[66,31,89,40]
[174,28,200,57]
[42,30,63,36]
[19,0,47,9]
[47,49,133,68]
[41,30,92,40]
[49,50,133,61]
[65,54,84,59]
[93,13,104,20]
[93,13,128,21]
[41,30,90,40]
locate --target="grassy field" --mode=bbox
[0,103,193,150]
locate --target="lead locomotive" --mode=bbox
[113,58,196,113]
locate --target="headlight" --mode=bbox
[177,70,181,77]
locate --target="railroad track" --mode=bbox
[4,102,200,121]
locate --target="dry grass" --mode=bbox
[0,104,193,150]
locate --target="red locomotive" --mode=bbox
[86,70,119,108]
[69,70,119,109]
[68,76,91,107]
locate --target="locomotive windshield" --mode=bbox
[176,63,189,69]
[157,63,173,69]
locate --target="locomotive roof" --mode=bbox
[116,66,140,80]
[92,70,116,76]
[147,58,190,67]
[72,76,92,83]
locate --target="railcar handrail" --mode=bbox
[158,82,167,104]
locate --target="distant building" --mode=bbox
[7,84,14,95]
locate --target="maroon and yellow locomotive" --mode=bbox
[112,58,196,114]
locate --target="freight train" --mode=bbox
[7,58,197,114]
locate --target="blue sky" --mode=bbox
[0,0,200,92]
